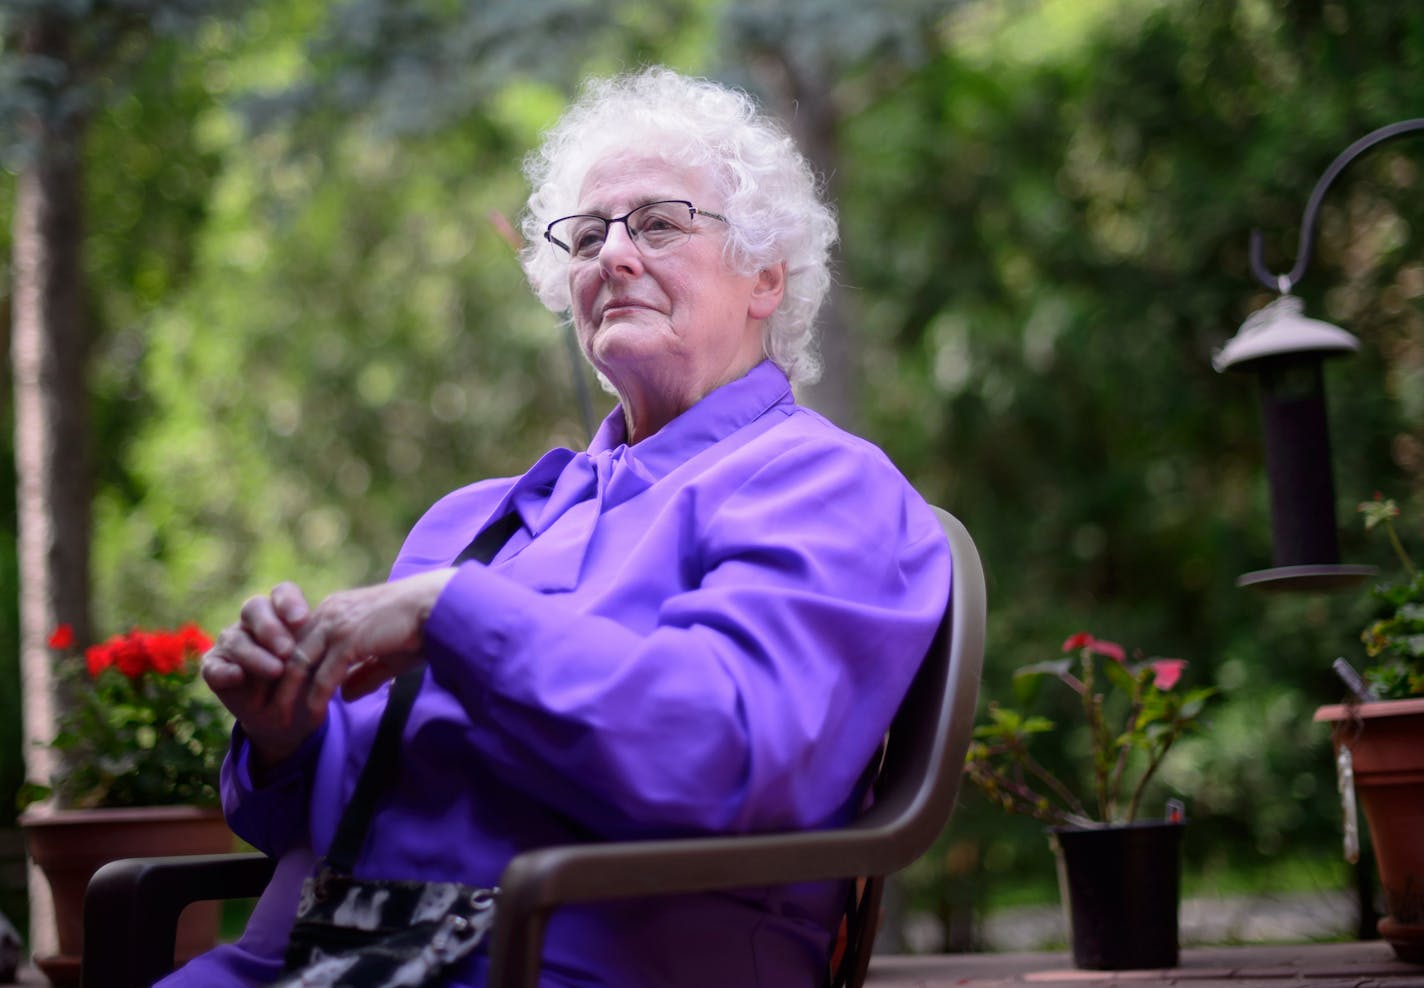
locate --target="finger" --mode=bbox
[340,655,408,702]
[201,649,248,691]
[309,634,362,711]
[270,581,312,629]
[239,594,297,660]
[286,645,313,674]
[271,624,326,722]
[211,625,285,680]
[200,647,280,727]
[302,590,369,702]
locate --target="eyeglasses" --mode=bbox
[544,200,728,260]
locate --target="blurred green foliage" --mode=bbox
[2,0,1423,949]
[870,0,1424,944]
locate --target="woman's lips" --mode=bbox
[600,299,654,320]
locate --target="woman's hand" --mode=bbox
[201,569,456,770]
[291,568,459,702]
[201,582,320,768]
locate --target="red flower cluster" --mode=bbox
[49,623,213,679]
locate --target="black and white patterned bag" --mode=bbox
[274,869,497,987]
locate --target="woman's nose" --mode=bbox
[598,221,644,276]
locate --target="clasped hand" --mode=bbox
[201,569,457,768]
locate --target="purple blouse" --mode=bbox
[161,361,952,988]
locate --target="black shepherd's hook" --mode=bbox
[1249,118,1424,294]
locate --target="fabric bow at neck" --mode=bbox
[482,441,651,592]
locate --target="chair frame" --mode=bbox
[82,508,985,988]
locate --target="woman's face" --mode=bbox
[567,155,782,432]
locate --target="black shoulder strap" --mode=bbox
[454,509,523,566]
[324,511,520,873]
[325,665,424,873]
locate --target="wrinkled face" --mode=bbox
[566,155,771,418]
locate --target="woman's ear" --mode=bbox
[748,261,787,320]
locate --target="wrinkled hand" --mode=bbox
[201,581,319,768]
[202,570,457,769]
[292,568,457,704]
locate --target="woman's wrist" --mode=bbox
[246,731,308,786]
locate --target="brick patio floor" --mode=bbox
[15,939,1423,986]
[866,940,1424,987]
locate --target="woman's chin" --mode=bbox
[589,321,670,366]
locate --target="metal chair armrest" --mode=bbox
[489,795,954,987]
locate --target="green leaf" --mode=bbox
[16,781,53,810]
[1014,658,1072,679]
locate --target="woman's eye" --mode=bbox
[573,231,605,254]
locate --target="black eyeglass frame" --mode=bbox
[543,200,728,257]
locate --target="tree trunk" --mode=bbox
[12,14,93,958]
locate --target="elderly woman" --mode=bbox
[166,67,951,988]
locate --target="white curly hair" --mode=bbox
[519,67,838,387]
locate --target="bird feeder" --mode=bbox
[1213,295,1375,591]
[1217,119,1424,591]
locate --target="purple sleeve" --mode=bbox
[156,844,315,988]
[219,722,327,856]
[419,438,951,839]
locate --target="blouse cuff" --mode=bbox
[231,720,327,793]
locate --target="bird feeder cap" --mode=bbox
[1213,295,1360,373]
[1236,563,1377,593]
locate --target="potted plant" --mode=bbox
[1315,495,1424,963]
[965,632,1214,970]
[18,623,236,987]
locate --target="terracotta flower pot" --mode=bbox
[19,805,235,987]
[1316,697,1424,963]
[1050,820,1184,970]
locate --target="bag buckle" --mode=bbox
[430,888,499,963]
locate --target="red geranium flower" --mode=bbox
[48,624,75,650]
[143,631,188,676]
[175,623,214,658]
[85,641,114,678]
[111,634,149,678]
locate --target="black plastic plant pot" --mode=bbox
[1050,820,1184,970]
